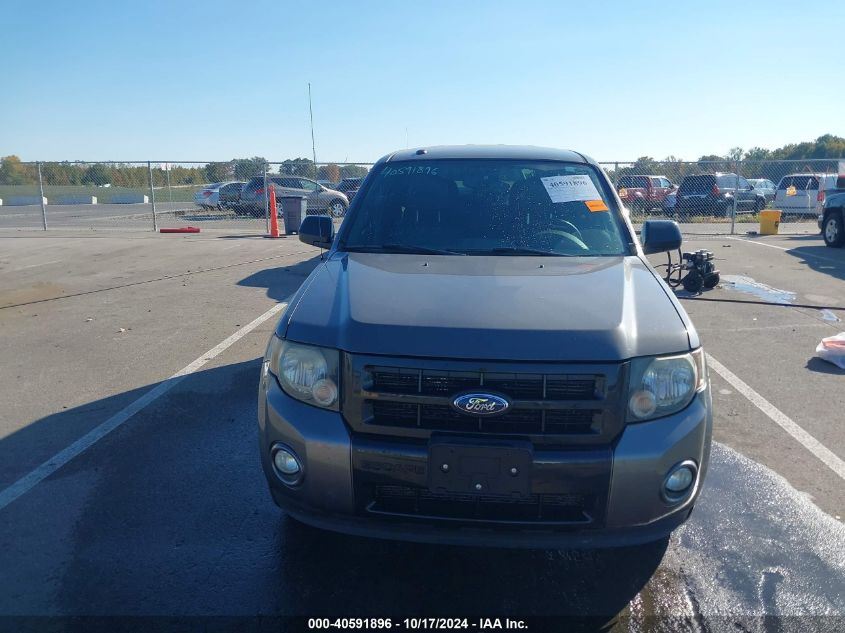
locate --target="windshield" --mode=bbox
[340,160,629,256]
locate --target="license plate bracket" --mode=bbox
[428,441,532,498]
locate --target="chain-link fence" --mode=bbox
[2,158,840,235]
[0,160,376,234]
[601,158,844,235]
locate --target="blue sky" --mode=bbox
[2,0,842,163]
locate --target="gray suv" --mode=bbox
[258,145,712,548]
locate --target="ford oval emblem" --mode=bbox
[452,393,510,417]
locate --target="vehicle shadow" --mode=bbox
[238,258,320,303]
[805,357,845,375]
[0,357,667,625]
[278,519,667,620]
[785,246,845,282]
[755,234,845,282]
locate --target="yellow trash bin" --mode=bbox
[760,210,782,235]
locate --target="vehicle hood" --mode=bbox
[280,254,692,361]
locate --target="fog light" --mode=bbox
[271,444,303,485]
[663,461,697,501]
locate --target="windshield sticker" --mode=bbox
[585,200,609,212]
[382,165,439,177]
[541,175,602,204]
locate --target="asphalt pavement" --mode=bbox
[0,230,843,631]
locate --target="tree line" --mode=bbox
[607,134,845,185]
[2,135,842,188]
[0,156,370,187]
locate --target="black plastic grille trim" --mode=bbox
[368,368,599,401]
[367,484,593,524]
[369,401,597,435]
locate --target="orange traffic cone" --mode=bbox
[268,184,280,238]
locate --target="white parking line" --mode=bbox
[706,353,845,482]
[726,237,845,265]
[10,259,63,271]
[0,300,288,512]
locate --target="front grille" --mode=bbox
[371,401,596,435]
[344,356,626,445]
[367,484,593,524]
[369,369,598,400]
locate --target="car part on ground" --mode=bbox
[815,332,845,369]
[657,248,720,294]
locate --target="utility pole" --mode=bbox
[308,83,317,177]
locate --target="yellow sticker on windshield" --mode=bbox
[786,185,797,196]
[617,188,628,198]
[585,200,609,212]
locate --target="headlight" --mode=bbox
[627,349,706,422]
[263,336,340,410]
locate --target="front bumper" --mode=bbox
[258,376,712,548]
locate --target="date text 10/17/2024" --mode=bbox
[307,618,528,630]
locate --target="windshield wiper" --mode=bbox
[345,244,465,255]
[471,247,573,256]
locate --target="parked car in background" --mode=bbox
[675,173,765,217]
[818,176,845,247]
[773,174,840,218]
[747,179,776,205]
[335,177,365,202]
[663,189,677,215]
[194,181,243,210]
[616,175,676,212]
[235,177,349,218]
[218,181,245,209]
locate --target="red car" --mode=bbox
[616,175,676,211]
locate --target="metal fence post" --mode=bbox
[730,159,740,235]
[36,161,48,230]
[165,163,173,206]
[263,163,270,235]
[147,161,158,231]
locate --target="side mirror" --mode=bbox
[641,219,682,254]
[299,215,334,248]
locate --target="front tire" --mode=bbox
[328,198,347,218]
[823,211,845,248]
